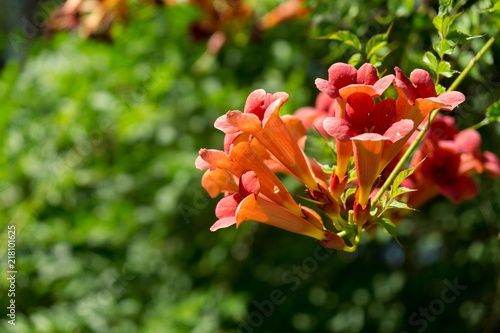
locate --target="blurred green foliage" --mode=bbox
[1,1,500,332]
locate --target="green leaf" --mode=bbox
[317,31,363,51]
[447,30,484,44]
[348,53,362,66]
[435,83,446,94]
[387,200,418,212]
[432,14,447,39]
[423,51,439,72]
[432,11,462,39]
[318,163,335,174]
[434,39,455,57]
[490,1,500,11]
[391,164,420,196]
[366,35,387,60]
[376,217,398,237]
[437,60,454,78]
[486,100,500,123]
[342,186,357,202]
[366,24,393,62]
[379,191,389,210]
[391,187,417,198]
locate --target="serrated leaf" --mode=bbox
[317,31,363,51]
[376,217,398,237]
[423,51,439,72]
[486,100,500,122]
[448,30,484,44]
[435,83,446,94]
[348,53,362,66]
[432,11,462,39]
[432,14,446,39]
[436,39,455,56]
[387,200,418,211]
[437,60,454,77]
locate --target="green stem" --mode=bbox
[371,35,496,205]
[469,118,490,130]
[448,36,496,92]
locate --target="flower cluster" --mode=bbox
[196,62,497,251]
[403,114,500,208]
[44,0,308,54]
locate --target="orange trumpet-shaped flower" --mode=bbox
[236,194,347,250]
[314,63,395,199]
[393,67,466,126]
[198,141,345,249]
[315,63,394,100]
[323,92,414,207]
[225,97,321,193]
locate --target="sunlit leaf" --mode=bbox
[376,217,398,237]
[315,30,363,51]
[391,186,417,198]
[366,34,388,60]
[437,60,455,77]
[432,11,462,39]
[387,200,418,211]
[391,164,420,195]
[423,51,439,72]
[433,39,455,57]
[343,186,357,202]
[348,53,362,66]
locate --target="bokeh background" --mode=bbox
[1,1,500,332]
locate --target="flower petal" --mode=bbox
[323,117,353,142]
[383,119,414,143]
[235,195,326,240]
[427,91,466,110]
[315,78,338,98]
[410,69,437,98]
[215,193,241,219]
[328,62,358,88]
[372,74,396,97]
[239,171,260,196]
[438,174,478,203]
[255,112,319,191]
[201,169,238,198]
[351,134,389,207]
[210,217,237,232]
[454,129,481,153]
[199,148,244,175]
[214,114,237,134]
[339,75,395,99]
[195,154,213,171]
[230,141,302,215]
[357,63,378,85]
[483,151,500,177]
[226,111,262,134]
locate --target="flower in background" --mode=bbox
[404,114,500,207]
[294,92,335,136]
[393,67,466,126]
[45,0,129,40]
